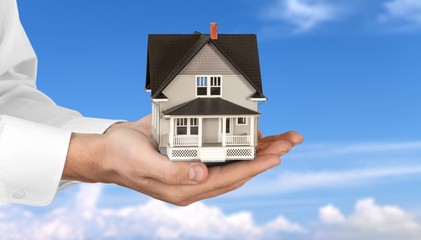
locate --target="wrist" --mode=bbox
[62,133,106,183]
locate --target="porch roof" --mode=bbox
[163,98,260,116]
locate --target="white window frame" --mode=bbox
[176,118,199,135]
[195,75,222,97]
[236,117,248,126]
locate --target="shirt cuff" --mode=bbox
[0,115,71,206]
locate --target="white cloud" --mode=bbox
[319,204,345,225]
[263,0,342,32]
[233,165,421,197]
[2,185,421,240]
[316,198,421,240]
[380,0,421,30]
[290,141,421,159]
[0,184,306,240]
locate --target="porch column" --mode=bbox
[250,116,255,146]
[222,117,226,147]
[198,117,203,147]
[169,117,174,147]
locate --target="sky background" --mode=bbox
[1,0,421,239]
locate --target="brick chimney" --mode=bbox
[210,22,218,40]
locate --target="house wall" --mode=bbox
[157,43,260,148]
[203,118,219,143]
[160,118,170,146]
[232,119,250,135]
[160,43,258,112]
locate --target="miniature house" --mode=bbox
[145,23,267,162]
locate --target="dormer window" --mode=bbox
[196,76,222,97]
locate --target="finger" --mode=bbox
[178,153,284,205]
[138,146,209,185]
[180,152,282,197]
[259,130,304,147]
[130,152,285,206]
[177,176,252,206]
[257,139,292,156]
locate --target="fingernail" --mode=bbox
[189,165,204,182]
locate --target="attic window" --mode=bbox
[196,76,222,97]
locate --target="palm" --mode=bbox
[105,114,303,206]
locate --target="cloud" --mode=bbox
[316,198,421,240]
[262,0,342,33]
[380,0,421,30]
[0,184,306,240]
[233,165,421,197]
[290,141,421,159]
[224,140,421,197]
[2,185,421,240]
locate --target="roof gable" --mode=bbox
[146,33,264,99]
[179,43,240,76]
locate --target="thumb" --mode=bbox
[145,150,209,185]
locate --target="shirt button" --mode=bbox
[13,191,25,199]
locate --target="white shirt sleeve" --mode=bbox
[0,0,124,205]
[0,116,71,206]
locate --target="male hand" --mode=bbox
[63,115,303,206]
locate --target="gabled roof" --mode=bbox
[146,33,264,99]
[163,98,260,116]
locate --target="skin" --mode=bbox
[63,114,303,206]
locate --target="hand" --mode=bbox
[63,115,303,206]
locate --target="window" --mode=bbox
[237,117,247,125]
[196,77,207,96]
[176,118,188,135]
[176,118,199,135]
[196,76,222,97]
[210,77,221,96]
[190,118,198,135]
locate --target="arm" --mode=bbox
[0,0,121,205]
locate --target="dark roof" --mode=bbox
[251,92,266,99]
[163,98,260,116]
[146,33,264,99]
[155,93,168,99]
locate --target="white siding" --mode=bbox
[179,44,240,75]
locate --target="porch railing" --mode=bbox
[225,135,250,146]
[173,135,199,147]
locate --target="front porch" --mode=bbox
[167,116,255,147]
[164,116,257,161]
[160,98,261,161]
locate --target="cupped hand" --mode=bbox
[63,114,303,206]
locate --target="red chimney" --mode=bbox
[210,22,218,40]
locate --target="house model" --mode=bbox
[145,23,267,162]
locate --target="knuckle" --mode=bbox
[276,140,292,153]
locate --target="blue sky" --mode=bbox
[2,0,421,239]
